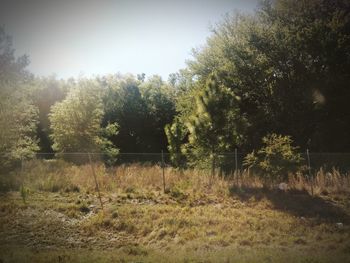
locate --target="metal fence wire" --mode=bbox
[2,151,349,173]
[1,151,349,201]
[28,152,172,167]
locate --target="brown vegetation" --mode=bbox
[0,160,349,262]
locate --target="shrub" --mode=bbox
[169,186,187,201]
[243,134,303,183]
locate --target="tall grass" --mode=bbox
[288,168,350,195]
[4,159,350,197]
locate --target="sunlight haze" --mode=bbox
[0,0,258,79]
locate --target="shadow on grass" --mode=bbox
[229,186,350,223]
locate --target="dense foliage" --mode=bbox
[49,79,119,163]
[0,28,39,170]
[181,74,247,168]
[101,74,176,154]
[1,0,350,171]
[180,0,350,153]
[244,134,303,182]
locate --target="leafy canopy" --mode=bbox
[181,74,247,167]
[49,79,118,161]
[244,134,303,182]
[0,27,39,169]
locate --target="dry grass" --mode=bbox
[0,160,350,262]
[289,169,350,196]
[1,189,350,262]
[12,159,350,198]
[15,160,231,199]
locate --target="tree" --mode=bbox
[182,74,247,168]
[140,75,176,152]
[102,74,176,155]
[137,73,146,82]
[49,79,118,162]
[186,0,350,152]
[243,134,303,184]
[165,118,187,167]
[0,27,39,170]
[32,76,69,153]
[102,75,149,154]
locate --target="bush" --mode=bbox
[243,134,303,183]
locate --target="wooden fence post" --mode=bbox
[20,156,23,177]
[235,148,239,186]
[306,149,313,196]
[88,153,104,210]
[211,153,215,178]
[161,151,166,193]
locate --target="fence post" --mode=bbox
[235,148,238,173]
[20,156,24,190]
[211,153,216,178]
[161,151,166,193]
[235,148,239,186]
[20,156,23,176]
[88,153,104,210]
[306,149,313,196]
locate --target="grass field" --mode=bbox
[0,160,350,262]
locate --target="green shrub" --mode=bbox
[243,134,303,183]
[169,186,187,201]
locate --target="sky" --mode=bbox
[0,0,258,80]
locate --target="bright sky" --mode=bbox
[0,0,258,80]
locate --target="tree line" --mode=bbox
[1,0,350,170]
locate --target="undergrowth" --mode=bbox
[2,159,348,198]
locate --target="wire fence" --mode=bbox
[2,151,350,172]
[1,151,350,206]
